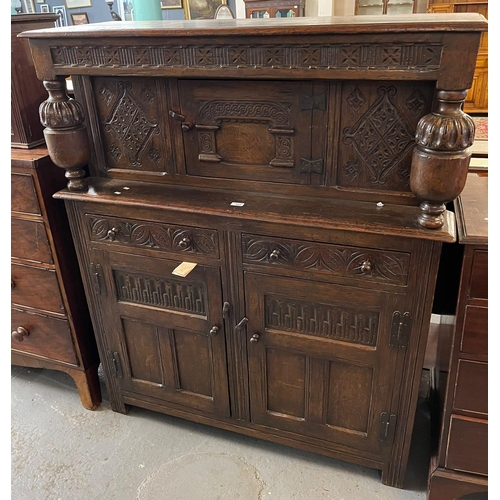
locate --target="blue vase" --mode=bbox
[131,0,162,20]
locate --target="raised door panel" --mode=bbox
[245,272,402,455]
[94,249,230,417]
[178,80,323,185]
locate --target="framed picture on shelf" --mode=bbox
[53,5,68,26]
[70,12,89,24]
[40,4,49,11]
[22,0,35,13]
[161,0,182,9]
[65,0,91,8]
[184,0,226,19]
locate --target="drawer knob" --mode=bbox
[178,237,191,249]
[107,227,119,241]
[11,326,29,343]
[269,249,280,261]
[181,122,193,132]
[209,326,219,336]
[11,280,15,290]
[361,260,372,274]
[250,334,260,344]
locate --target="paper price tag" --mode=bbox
[172,262,197,277]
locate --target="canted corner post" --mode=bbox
[39,77,91,191]
[410,89,475,229]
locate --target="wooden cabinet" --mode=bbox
[11,148,101,409]
[22,14,486,489]
[11,14,58,148]
[427,1,488,113]
[244,0,304,18]
[428,173,488,498]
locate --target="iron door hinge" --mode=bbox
[379,412,397,442]
[389,311,411,349]
[300,94,326,111]
[90,262,106,296]
[107,351,123,378]
[300,158,324,175]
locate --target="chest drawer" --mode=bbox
[11,173,41,216]
[11,217,53,264]
[11,263,65,315]
[242,233,411,286]
[445,415,488,476]
[460,305,487,356]
[468,249,488,300]
[11,308,77,365]
[453,359,487,415]
[85,214,220,259]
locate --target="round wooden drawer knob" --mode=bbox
[12,326,29,343]
[361,260,372,274]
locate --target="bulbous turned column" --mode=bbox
[410,90,475,229]
[39,78,91,191]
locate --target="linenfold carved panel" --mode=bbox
[114,270,206,315]
[265,295,379,346]
[242,235,410,285]
[87,215,219,257]
[92,77,169,173]
[337,81,434,192]
[50,43,442,71]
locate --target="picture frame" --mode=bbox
[184,0,226,19]
[53,5,68,26]
[40,4,49,11]
[161,0,182,9]
[65,0,91,8]
[70,12,89,24]
[22,0,35,13]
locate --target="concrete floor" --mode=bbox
[11,365,432,500]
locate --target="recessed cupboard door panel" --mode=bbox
[92,249,230,417]
[178,80,324,185]
[245,272,401,456]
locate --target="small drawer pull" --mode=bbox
[269,249,280,261]
[361,260,372,274]
[209,326,219,336]
[250,334,260,344]
[107,227,119,241]
[11,280,15,290]
[178,237,191,249]
[12,326,29,343]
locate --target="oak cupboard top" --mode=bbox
[19,13,487,39]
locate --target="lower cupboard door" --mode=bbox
[245,272,401,456]
[94,249,230,417]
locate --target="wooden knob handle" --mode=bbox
[250,334,260,344]
[178,237,191,249]
[361,260,372,274]
[12,326,29,343]
[11,280,15,289]
[107,227,119,241]
[209,326,219,336]
[269,249,280,261]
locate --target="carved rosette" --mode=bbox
[39,78,90,191]
[410,90,475,229]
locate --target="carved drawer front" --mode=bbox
[11,173,41,215]
[335,81,434,192]
[242,234,410,285]
[460,305,487,357]
[453,360,487,416]
[11,308,77,365]
[85,214,219,259]
[245,272,403,456]
[178,80,324,184]
[11,263,65,315]
[93,249,230,417]
[445,415,488,476]
[11,217,53,265]
[468,250,488,300]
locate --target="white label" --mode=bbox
[172,262,197,277]
[230,202,245,207]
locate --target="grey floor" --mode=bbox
[11,365,432,500]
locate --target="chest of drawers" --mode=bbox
[11,148,101,410]
[21,13,486,488]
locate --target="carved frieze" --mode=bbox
[49,43,442,71]
[88,215,219,257]
[265,295,379,346]
[114,270,206,315]
[242,235,410,284]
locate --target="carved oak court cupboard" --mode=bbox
[21,14,486,488]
